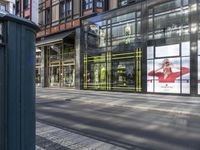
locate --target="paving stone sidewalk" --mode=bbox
[36,122,126,150]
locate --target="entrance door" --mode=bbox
[62,65,75,87]
[49,64,60,87]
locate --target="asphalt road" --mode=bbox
[36,88,200,150]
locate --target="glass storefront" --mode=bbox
[147,0,190,94]
[84,49,142,91]
[46,42,75,87]
[80,0,200,95]
[83,6,142,92]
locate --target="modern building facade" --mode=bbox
[81,0,200,96]
[35,0,106,88]
[22,0,199,96]
[0,0,15,14]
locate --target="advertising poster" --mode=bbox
[148,57,190,93]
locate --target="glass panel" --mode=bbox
[154,0,181,14]
[147,46,154,59]
[59,1,65,19]
[181,42,190,56]
[63,65,75,87]
[109,0,117,10]
[35,68,41,84]
[66,0,72,17]
[112,59,135,88]
[52,5,59,24]
[49,66,60,85]
[147,60,154,92]
[156,44,179,58]
[181,57,190,94]
[73,0,79,15]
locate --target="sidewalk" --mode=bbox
[36,122,125,150]
[36,87,200,117]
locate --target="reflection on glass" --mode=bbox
[63,65,75,87]
[148,0,189,39]
[49,66,59,86]
[35,68,41,84]
[86,54,106,89]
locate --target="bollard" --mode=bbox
[0,11,39,150]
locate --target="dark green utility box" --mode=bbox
[0,11,39,150]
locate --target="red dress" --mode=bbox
[148,67,190,83]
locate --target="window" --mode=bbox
[52,5,59,25]
[73,0,80,17]
[59,0,72,20]
[96,0,103,8]
[16,1,20,14]
[84,0,93,10]
[60,1,65,19]
[148,0,189,40]
[109,0,117,10]
[119,0,128,7]
[45,8,51,25]
[0,2,6,11]
[66,0,72,17]
[24,0,30,9]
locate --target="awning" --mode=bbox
[36,31,74,46]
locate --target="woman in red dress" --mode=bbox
[148,58,190,83]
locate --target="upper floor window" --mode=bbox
[60,0,72,19]
[16,0,20,14]
[119,0,128,7]
[84,0,93,10]
[66,0,72,16]
[96,0,104,8]
[0,2,6,11]
[45,8,51,25]
[24,0,30,9]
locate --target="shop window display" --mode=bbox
[84,49,142,92]
[147,43,190,94]
[111,51,141,91]
[84,54,107,89]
